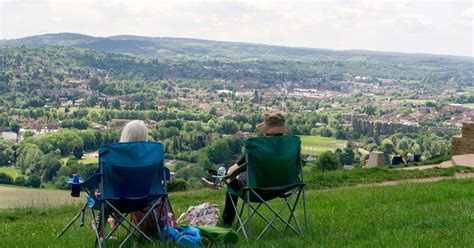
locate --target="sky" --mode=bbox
[0,0,473,57]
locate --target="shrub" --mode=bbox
[25,175,41,188]
[167,178,188,192]
[313,151,341,171]
[14,176,26,186]
[0,172,13,184]
[54,176,70,190]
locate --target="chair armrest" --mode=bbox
[163,166,171,181]
[212,163,247,181]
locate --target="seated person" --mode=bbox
[202,112,289,226]
[98,120,159,235]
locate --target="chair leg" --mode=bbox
[237,203,277,233]
[251,189,299,238]
[91,208,102,248]
[256,197,294,240]
[285,188,302,233]
[55,202,88,240]
[228,193,248,240]
[247,203,279,233]
[246,191,252,239]
[114,200,159,248]
[302,186,308,232]
[100,202,106,248]
[234,198,246,231]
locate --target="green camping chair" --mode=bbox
[224,135,307,240]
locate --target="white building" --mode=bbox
[1,132,17,142]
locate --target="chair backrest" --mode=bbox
[98,141,166,200]
[244,135,302,190]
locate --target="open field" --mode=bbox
[0,185,81,209]
[400,99,436,105]
[462,103,474,108]
[299,135,346,155]
[0,179,473,247]
[0,166,22,179]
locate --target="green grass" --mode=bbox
[400,99,436,104]
[0,166,22,179]
[462,103,474,108]
[61,156,98,165]
[306,166,474,189]
[1,179,473,247]
[80,157,98,164]
[299,135,346,155]
[0,185,82,209]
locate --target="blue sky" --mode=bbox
[0,0,472,56]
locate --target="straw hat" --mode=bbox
[256,112,289,135]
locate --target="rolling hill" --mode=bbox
[2,33,473,63]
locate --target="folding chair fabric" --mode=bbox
[227,135,307,240]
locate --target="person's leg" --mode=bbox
[222,193,238,226]
[222,174,246,226]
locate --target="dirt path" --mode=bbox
[398,160,453,170]
[320,172,474,192]
[374,172,474,186]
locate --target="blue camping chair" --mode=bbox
[56,142,171,248]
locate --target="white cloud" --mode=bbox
[0,0,472,56]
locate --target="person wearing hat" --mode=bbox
[201,112,289,226]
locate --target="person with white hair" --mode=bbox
[120,120,148,142]
[100,120,149,235]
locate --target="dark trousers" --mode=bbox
[222,175,246,225]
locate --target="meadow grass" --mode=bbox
[299,135,346,155]
[400,99,436,104]
[1,166,472,209]
[306,166,474,189]
[462,103,474,108]
[1,179,473,247]
[0,185,82,209]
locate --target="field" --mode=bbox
[0,179,473,247]
[399,99,436,105]
[299,135,346,155]
[0,185,81,209]
[462,103,474,108]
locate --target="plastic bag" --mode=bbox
[177,202,220,226]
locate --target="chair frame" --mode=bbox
[227,147,308,240]
[56,144,171,248]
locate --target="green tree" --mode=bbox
[207,139,231,164]
[9,121,20,134]
[25,175,41,188]
[17,143,43,176]
[0,172,13,184]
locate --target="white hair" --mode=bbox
[120,120,148,142]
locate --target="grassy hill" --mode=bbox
[0,179,473,247]
[2,33,473,63]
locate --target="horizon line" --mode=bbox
[2,32,473,59]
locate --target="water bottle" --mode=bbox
[71,174,80,197]
[215,166,226,188]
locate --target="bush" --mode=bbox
[14,176,26,186]
[25,175,41,188]
[167,178,188,192]
[313,151,341,171]
[77,163,97,179]
[187,177,205,190]
[54,176,70,190]
[319,127,333,137]
[0,172,13,184]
